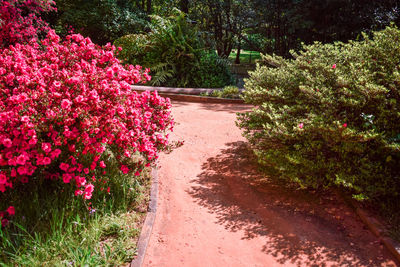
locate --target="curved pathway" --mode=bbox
[143,101,397,267]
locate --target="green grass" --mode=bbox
[229,49,261,64]
[200,86,241,99]
[0,161,151,266]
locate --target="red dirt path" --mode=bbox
[143,101,397,267]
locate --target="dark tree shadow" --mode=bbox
[188,141,396,266]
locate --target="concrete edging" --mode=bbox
[132,85,245,104]
[130,167,159,267]
[155,92,245,104]
[339,192,400,264]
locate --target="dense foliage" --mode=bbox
[115,11,233,88]
[46,0,149,44]
[238,26,400,201]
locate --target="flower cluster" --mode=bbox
[0,0,56,48]
[0,29,174,215]
[0,206,14,227]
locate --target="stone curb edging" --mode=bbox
[132,85,245,95]
[339,191,400,264]
[130,167,159,267]
[132,85,245,104]
[154,92,245,104]
[352,202,400,264]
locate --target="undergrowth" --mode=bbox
[0,166,151,266]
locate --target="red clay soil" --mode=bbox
[142,101,398,267]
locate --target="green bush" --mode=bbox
[206,86,240,98]
[114,33,150,66]
[114,10,233,88]
[192,51,234,88]
[237,26,400,201]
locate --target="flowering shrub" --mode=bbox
[0,29,174,215]
[238,26,400,201]
[0,0,56,48]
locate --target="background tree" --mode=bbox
[46,0,149,44]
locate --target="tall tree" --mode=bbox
[191,0,256,58]
[180,0,189,13]
[146,0,152,13]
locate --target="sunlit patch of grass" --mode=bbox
[229,49,261,64]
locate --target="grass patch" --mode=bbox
[0,165,151,266]
[200,86,242,99]
[229,49,261,64]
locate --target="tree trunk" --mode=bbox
[180,0,189,13]
[235,41,241,64]
[146,0,151,13]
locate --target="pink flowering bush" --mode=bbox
[0,0,56,48]
[0,29,174,217]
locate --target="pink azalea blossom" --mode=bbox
[6,206,14,216]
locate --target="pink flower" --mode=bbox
[29,138,37,145]
[43,157,51,165]
[3,138,12,148]
[85,183,94,193]
[6,206,14,216]
[21,115,29,122]
[298,123,304,129]
[59,162,70,171]
[16,155,27,165]
[17,166,27,175]
[343,123,347,128]
[61,99,72,109]
[53,81,61,88]
[0,173,7,184]
[42,142,52,153]
[74,95,84,103]
[121,164,129,174]
[332,64,336,69]
[62,173,72,183]
[83,183,94,199]
[51,149,61,158]
[99,161,106,168]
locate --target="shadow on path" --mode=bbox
[172,100,252,114]
[188,141,394,266]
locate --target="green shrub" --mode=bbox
[114,33,150,66]
[192,51,234,88]
[114,10,233,88]
[237,26,400,201]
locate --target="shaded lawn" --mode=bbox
[229,49,261,64]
